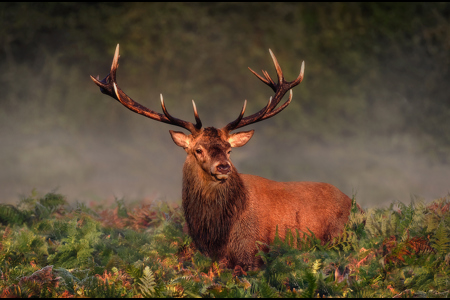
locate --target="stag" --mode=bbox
[91,45,352,269]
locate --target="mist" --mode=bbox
[1,3,449,207]
[1,123,449,207]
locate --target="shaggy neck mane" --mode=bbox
[182,159,248,258]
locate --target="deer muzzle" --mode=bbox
[211,162,231,180]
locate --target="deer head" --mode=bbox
[169,127,254,182]
[90,44,304,183]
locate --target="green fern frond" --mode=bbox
[82,276,123,298]
[346,203,367,240]
[138,266,157,297]
[301,268,317,298]
[381,214,389,237]
[296,228,326,252]
[170,276,202,298]
[125,261,144,282]
[365,209,380,238]
[431,221,450,257]
[255,277,278,298]
[426,215,440,233]
[329,229,359,252]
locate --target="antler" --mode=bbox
[223,49,305,133]
[90,44,202,133]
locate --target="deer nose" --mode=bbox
[216,163,231,174]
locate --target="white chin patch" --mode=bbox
[215,174,229,180]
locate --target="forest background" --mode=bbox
[1,3,450,207]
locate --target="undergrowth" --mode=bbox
[0,190,449,297]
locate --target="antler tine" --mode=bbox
[285,61,305,88]
[269,49,283,85]
[223,50,304,133]
[91,44,202,134]
[160,94,202,132]
[262,70,276,91]
[110,44,120,82]
[192,100,202,129]
[248,67,270,85]
[224,100,247,131]
[247,68,277,92]
[160,94,175,122]
[252,96,273,123]
[264,89,293,118]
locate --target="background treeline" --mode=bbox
[3,3,450,151]
[1,3,450,204]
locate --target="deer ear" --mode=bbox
[169,130,190,149]
[228,130,254,148]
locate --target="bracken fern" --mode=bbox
[1,189,450,297]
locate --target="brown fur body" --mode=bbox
[180,128,352,269]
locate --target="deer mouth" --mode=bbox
[212,173,229,181]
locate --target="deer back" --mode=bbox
[240,174,352,243]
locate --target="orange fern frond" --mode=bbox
[427,201,450,215]
[232,265,247,277]
[97,207,126,229]
[407,237,436,254]
[126,204,156,231]
[382,236,412,265]
[96,270,113,284]
[177,242,196,262]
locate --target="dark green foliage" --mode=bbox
[0,191,66,226]
[0,204,28,226]
[301,268,317,298]
[1,190,450,297]
[19,190,67,221]
[47,216,102,269]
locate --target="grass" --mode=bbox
[0,190,449,297]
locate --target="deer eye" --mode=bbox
[195,149,203,154]
[227,150,232,155]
